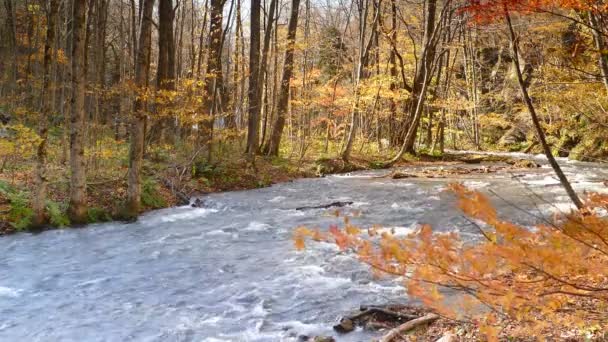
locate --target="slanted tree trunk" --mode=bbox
[33,0,60,226]
[246,0,262,155]
[68,0,89,224]
[125,0,155,218]
[263,0,301,156]
[505,9,582,209]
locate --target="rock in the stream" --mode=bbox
[191,198,206,208]
[295,201,354,211]
[333,317,355,333]
[311,336,336,342]
[512,159,540,168]
[391,172,418,179]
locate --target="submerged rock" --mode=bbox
[295,201,353,211]
[315,337,336,342]
[333,317,355,333]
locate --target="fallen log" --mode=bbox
[358,305,419,321]
[295,201,354,211]
[334,305,420,334]
[377,313,439,342]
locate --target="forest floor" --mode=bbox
[0,148,539,235]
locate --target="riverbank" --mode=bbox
[0,150,540,235]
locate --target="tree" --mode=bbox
[67,0,89,224]
[504,8,582,208]
[201,0,227,159]
[125,0,156,218]
[157,0,176,91]
[33,0,60,226]
[263,0,301,156]
[386,0,443,163]
[340,0,380,162]
[245,0,262,156]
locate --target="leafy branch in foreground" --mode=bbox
[294,184,608,340]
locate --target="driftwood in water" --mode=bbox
[160,177,190,205]
[295,201,353,211]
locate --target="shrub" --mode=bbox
[141,178,167,208]
[0,181,33,231]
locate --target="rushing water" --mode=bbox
[2,153,608,342]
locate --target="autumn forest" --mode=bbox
[2,0,608,339]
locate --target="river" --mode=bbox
[1,153,607,341]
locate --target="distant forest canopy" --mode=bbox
[0,0,607,226]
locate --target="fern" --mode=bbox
[141,178,166,208]
[46,201,70,227]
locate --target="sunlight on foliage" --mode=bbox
[295,184,608,340]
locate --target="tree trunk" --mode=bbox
[263,0,301,156]
[201,0,227,158]
[588,12,608,96]
[125,0,155,218]
[158,0,176,90]
[2,0,17,98]
[505,9,582,209]
[33,0,60,226]
[246,0,262,155]
[68,0,89,224]
[400,0,438,154]
[257,0,278,149]
[340,0,379,162]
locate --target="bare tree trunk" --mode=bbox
[196,0,209,78]
[230,0,242,130]
[400,0,439,154]
[263,0,301,156]
[246,0,261,156]
[158,0,176,90]
[505,9,582,209]
[258,0,278,149]
[246,0,262,155]
[126,0,155,218]
[68,0,89,224]
[340,0,379,162]
[2,0,18,98]
[33,0,60,226]
[588,12,608,96]
[201,0,227,159]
